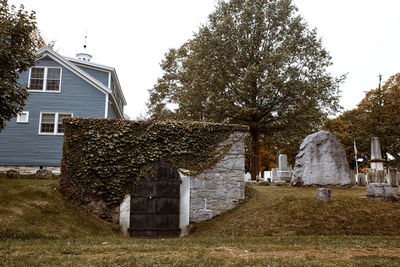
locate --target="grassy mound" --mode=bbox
[0,178,115,240]
[1,179,400,266]
[193,184,400,237]
[1,178,400,240]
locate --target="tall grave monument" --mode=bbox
[278,154,292,182]
[369,137,385,183]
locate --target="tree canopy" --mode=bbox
[148,0,343,179]
[325,73,400,169]
[0,0,38,131]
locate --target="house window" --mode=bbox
[57,114,71,133]
[30,68,45,90]
[29,67,62,92]
[16,111,29,123]
[46,68,61,91]
[39,112,72,135]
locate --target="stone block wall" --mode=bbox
[189,131,245,223]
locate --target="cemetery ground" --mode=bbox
[1,178,400,266]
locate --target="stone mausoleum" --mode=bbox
[60,119,246,238]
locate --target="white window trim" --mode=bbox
[16,111,29,123]
[28,66,62,93]
[38,112,73,135]
[104,94,109,118]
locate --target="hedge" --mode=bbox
[60,118,247,220]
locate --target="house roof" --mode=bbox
[35,47,126,118]
[66,57,127,106]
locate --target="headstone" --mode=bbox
[357,173,367,186]
[398,186,400,197]
[316,188,332,202]
[278,154,288,170]
[387,168,397,187]
[366,183,397,201]
[291,130,352,187]
[244,172,251,181]
[278,154,292,182]
[6,169,19,179]
[264,171,271,180]
[271,168,278,182]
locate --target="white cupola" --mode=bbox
[76,33,92,62]
[76,52,92,62]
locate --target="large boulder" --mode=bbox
[291,130,352,187]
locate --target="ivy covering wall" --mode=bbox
[60,118,247,221]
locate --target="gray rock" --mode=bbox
[291,130,352,187]
[366,183,397,201]
[6,169,19,179]
[35,169,53,179]
[316,188,332,202]
[274,181,286,186]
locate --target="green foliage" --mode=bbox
[147,0,344,179]
[60,118,247,219]
[0,0,39,131]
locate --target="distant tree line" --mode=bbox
[324,73,400,169]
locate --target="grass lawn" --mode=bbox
[1,178,400,266]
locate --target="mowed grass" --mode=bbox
[1,178,400,266]
[0,178,115,239]
[194,185,400,237]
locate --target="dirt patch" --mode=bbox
[208,246,400,259]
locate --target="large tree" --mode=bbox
[148,0,343,179]
[0,0,38,131]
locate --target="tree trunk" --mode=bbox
[250,127,259,180]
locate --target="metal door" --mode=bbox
[129,162,181,237]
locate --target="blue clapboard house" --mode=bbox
[0,47,127,171]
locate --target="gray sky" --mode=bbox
[10,0,400,119]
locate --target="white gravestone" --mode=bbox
[271,168,279,182]
[278,154,291,182]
